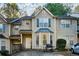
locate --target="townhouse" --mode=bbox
[0,7,78,54]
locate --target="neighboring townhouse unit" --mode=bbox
[0,7,78,54]
[0,14,10,54]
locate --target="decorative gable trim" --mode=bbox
[33,7,57,18]
[0,14,7,22]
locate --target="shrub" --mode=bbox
[0,50,9,56]
[56,39,66,51]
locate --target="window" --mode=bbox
[60,20,71,29]
[36,35,39,46]
[1,46,6,50]
[43,34,47,45]
[1,41,6,50]
[0,24,5,32]
[37,18,51,27]
[26,22,30,25]
[70,40,73,45]
[26,21,30,25]
[14,25,19,30]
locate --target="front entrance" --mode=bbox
[25,38,31,49]
[22,34,32,49]
[10,39,21,54]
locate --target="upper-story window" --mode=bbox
[37,18,51,27]
[14,25,19,30]
[0,24,5,33]
[26,21,30,25]
[60,20,71,29]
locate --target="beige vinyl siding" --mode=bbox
[0,39,10,54]
[56,19,77,48]
[11,25,20,35]
[32,9,56,49]
[20,20,32,30]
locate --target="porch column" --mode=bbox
[21,34,22,44]
[9,24,11,36]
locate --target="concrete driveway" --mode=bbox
[12,50,78,56]
[12,50,63,56]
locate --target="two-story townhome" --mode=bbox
[0,7,78,54]
[0,14,10,54]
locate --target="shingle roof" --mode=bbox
[9,35,21,39]
[58,15,79,20]
[36,28,53,33]
[6,18,18,23]
[0,34,7,39]
[4,16,32,24]
[0,14,7,22]
[19,30,32,34]
[11,16,33,23]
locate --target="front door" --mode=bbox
[25,38,31,49]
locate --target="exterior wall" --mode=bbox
[11,20,32,35]
[56,19,77,49]
[3,24,10,37]
[32,9,56,49]
[0,39,10,54]
[11,24,20,35]
[0,19,10,37]
[20,20,32,30]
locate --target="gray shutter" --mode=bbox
[3,24,5,33]
[49,19,51,27]
[37,19,39,27]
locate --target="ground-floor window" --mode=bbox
[70,40,73,46]
[43,34,47,45]
[1,41,6,50]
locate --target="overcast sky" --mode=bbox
[0,3,79,16]
[17,3,79,16]
[18,3,45,16]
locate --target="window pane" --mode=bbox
[66,24,70,28]
[0,24,3,32]
[38,18,49,27]
[1,41,6,46]
[43,35,47,45]
[1,46,6,50]
[14,25,19,30]
[60,24,65,28]
[60,20,71,28]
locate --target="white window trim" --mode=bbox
[39,18,49,28]
[60,20,71,29]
